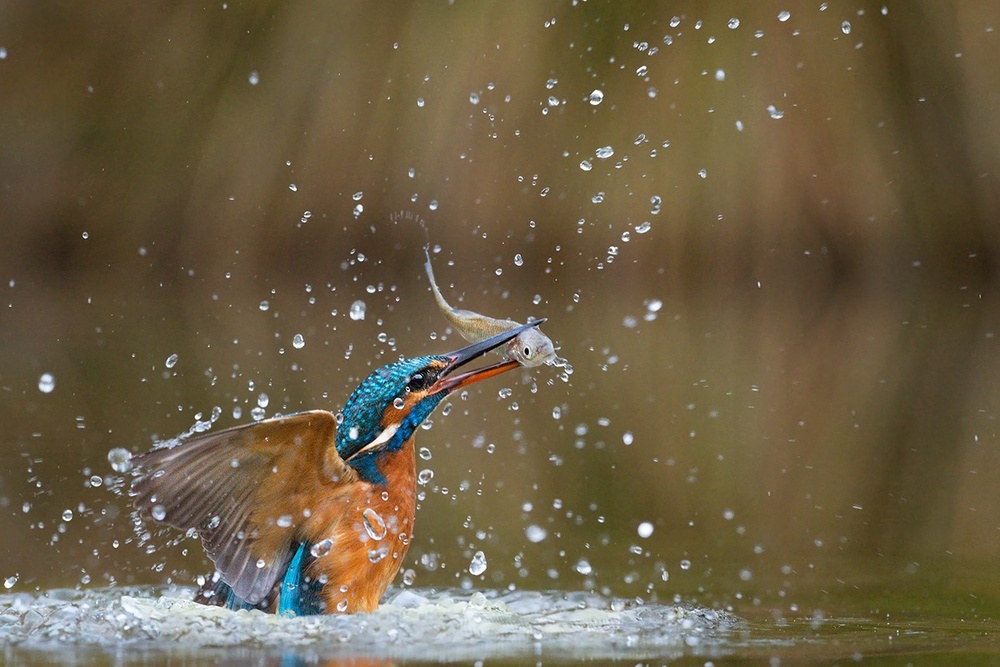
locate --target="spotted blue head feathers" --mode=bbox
[334,355,456,485]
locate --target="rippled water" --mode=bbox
[0,586,739,665]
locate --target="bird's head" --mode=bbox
[336,320,544,483]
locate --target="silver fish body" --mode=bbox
[424,248,556,367]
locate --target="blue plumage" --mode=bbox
[277,542,323,616]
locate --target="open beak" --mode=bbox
[429,319,546,395]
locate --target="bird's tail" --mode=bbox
[194,541,324,615]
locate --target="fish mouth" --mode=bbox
[429,319,546,395]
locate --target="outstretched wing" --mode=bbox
[131,410,356,606]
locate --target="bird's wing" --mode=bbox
[131,410,356,606]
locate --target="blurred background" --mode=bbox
[2,0,1000,620]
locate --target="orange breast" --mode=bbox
[300,438,417,613]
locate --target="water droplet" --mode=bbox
[680,559,692,570]
[635,221,652,234]
[311,539,333,558]
[336,599,349,612]
[525,524,548,543]
[575,559,593,575]
[257,393,269,408]
[259,300,269,311]
[402,569,416,586]
[777,10,791,22]
[107,448,133,473]
[469,92,479,104]
[715,69,726,82]
[37,373,55,393]
[393,397,405,410]
[251,407,266,420]
[3,576,16,589]
[368,545,389,563]
[579,160,593,172]
[61,509,73,522]
[352,191,364,201]
[165,354,178,369]
[151,505,166,521]
[698,168,708,179]
[417,469,434,485]
[551,406,562,419]
[841,20,852,34]
[276,514,293,528]
[588,89,604,105]
[766,104,785,119]
[362,508,387,540]
[595,146,614,159]
[248,70,260,85]
[728,17,740,29]
[418,447,432,461]
[416,97,425,108]
[349,300,366,321]
[468,550,488,576]
[89,475,103,487]
[256,559,267,569]
[637,521,654,538]
[623,431,634,445]
[292,334,305,349]
[513,253,523,267]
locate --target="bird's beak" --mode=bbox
[429,319,547,395]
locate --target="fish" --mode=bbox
[424,246,557,368]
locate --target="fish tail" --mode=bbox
[424,247,458,316]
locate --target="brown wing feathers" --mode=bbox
[130,410,341,605]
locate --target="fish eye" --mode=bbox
[522,345,533,358]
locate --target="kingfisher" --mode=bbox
[130,320,542,615]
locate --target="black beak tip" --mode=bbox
[442,319,545,373]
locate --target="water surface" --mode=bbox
[2,578,998,665]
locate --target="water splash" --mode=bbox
[349,300,366,321]
[362,508,387,541]
[0,587,738,663]
[468,551,488,576]
[38,373,55,393]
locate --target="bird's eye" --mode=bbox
[406,373,428,393]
